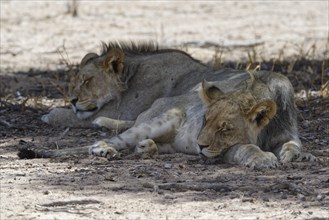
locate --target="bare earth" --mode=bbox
[0,1,329,220]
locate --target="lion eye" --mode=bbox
[222,126,233,132]
[217,122,233,133]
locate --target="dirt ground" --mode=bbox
[1,1,329,220]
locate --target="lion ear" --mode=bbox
[200,80,224,105]
[102,48,125,75]
[80,53,99,68]
[246,100,277,127]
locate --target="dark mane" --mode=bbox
[100,41,160,56]
[100,41,201,59]
[100,41,205,65]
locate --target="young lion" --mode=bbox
[29,71,316,169]
[42,42,212,130]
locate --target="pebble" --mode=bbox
[164,194,176,200]
[302,120,311,128]
[316,194,324,201]
[262,197,270,202]
[229,194,239,199]
[297,194,306,201]
[281,194,288,199]
[242,197,254,203]
[164,163,172,169]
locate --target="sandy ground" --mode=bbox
[1,1,329,220]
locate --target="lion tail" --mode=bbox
[17,146,90,159]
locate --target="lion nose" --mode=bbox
[70,98,78,106]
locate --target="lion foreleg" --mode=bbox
[92,117,135,131]
[90,108,185,157]
[223,144,279,169]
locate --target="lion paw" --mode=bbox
[244,152,279,169]
[92,117,109,129]
[280,150,299,163]
[135,139,158,159]
[89,141,121,159]
[280,142,300,163]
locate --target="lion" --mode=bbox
[24,70,316,169]
[41,42,211,129]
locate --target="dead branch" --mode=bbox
[0,119,12,128]
[270,182,312,196]
[145,182,236,192]
[36,199,101,208]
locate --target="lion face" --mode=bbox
[197,80,277,158]
[69,49,125,119]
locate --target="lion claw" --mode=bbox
[296,152,318,162]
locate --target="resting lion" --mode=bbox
[42,42,214,130]
[26,71,316,169]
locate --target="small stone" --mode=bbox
[302,120,311,128]
[43,190,50,195]
[316,194,324,201]
[262,197,270,202]
[297,194,305,201]
[241,197,254,203]
[281,194,288,199]
[164,194,176,200]
[164,163,172,169]
[229,194,239,199]
[142,182,153,188]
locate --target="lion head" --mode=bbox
[197,79,277,158]
[69,48,125,119]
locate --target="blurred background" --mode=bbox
[1,0,328,72]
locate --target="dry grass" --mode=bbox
[210,42,329,93]
[66,0,79,17]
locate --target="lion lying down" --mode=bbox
[24,71,316,169]
[41,42,211,129]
